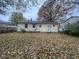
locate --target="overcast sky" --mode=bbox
[0,1,79,22]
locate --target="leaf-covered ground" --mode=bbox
[0,33,79,59]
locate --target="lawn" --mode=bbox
[0,33,79,59]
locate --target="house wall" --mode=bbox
[17,24,59,32]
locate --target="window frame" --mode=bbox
[39,24,42,28]
[25,24,28,28]
[33,24,36,28]
[53,24,55,27]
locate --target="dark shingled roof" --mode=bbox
[19,21,59,25]
[63,16,79,23]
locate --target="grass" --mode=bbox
[0,32,79,59]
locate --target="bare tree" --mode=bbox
[0,0,40,15]
[38,0,75,23]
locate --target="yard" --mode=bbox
[0,33,79,59]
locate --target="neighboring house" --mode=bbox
[0,20,6,27]
[17,21,59,32]
[0,20,17,31]
[64,16,79,24]
[59,16,79,31]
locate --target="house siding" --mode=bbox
[17,24,59,32]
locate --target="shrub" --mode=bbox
[21,29,26,33]
[64,21,79,36]
[0,29,3,33]
[0,28,17,33]
[0,28,6,33]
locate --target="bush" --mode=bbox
[21,29,26,33]
[0,29,3,33]
[64,21,79,36]
[0,28,17,33]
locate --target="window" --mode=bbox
[25,24,28,28]
[33,24,35,28]
[39,24,42,27]
[53,24,55,27]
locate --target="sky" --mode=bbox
[23,6,40,20]
[0,1,79,22]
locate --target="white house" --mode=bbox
[17,21,59,32]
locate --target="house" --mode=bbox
[59,16,79,31]
[64,16,79,24]
[17,21,59,32]
[0,20,17,32]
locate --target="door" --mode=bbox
[48,24,52,32]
